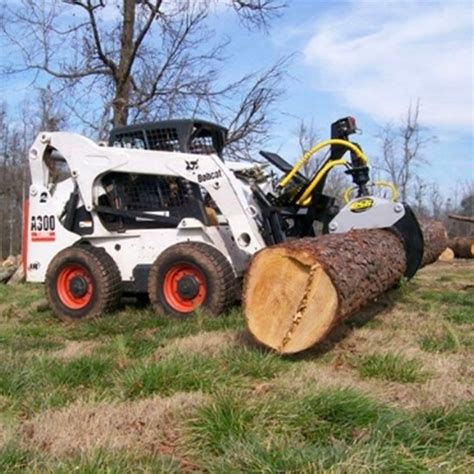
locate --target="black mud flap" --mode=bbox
[392,204,424,279]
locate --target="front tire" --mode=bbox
[45,246,122,322]
[148,242,236,317]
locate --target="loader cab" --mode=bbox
[101,119,228,232]
[109,119,228,159]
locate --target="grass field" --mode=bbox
[0,261,473,472]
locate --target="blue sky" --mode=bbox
[211,0,473,196]
[2,0,473,197]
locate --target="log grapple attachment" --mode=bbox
[255,117,424,277]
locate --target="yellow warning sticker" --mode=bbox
[350,198,374,213]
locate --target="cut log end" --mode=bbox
[244,247,338,354]
[438,247,455,262]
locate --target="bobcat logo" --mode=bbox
[185,160,199,171]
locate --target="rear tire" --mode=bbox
[46,246,122,322]
[148,242,236,317]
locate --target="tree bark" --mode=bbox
[420,220,448,266]
[113,0,136,127]
[449,237,474,259]
[244,221,447,354]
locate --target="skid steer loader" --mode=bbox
[24,117,423,321]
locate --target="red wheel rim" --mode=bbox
[163,264,207,313]
[56,264,93,310]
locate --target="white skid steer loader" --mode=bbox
[24,118,423,321]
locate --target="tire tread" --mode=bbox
[148,242,237,317]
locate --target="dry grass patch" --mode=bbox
[278,345,473,410]
[155,330,240,358]
[51,340,102,360]
[0,422,7,450]
[284,322,474,408]
[20,391,208,458]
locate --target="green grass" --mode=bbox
[48,356,115,389]
[122,348,289,398]
[446,307,473,325]
[186,388,474,472]
[0,263,473,472]
[0,446,182,473]
[419,321,471,353]
[420,289,474,307]
[221,347,289,379]
[123,354,224,397]
[357,353,428,383]
[189,392,257,454]
[421,332,460,353]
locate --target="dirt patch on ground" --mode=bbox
[277,341,473,410]
[51,340,102,360]
[20,392,208,458]
[155,330,239,358]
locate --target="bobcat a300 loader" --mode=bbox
[24,117,423,321]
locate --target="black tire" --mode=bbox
[148,242,236,317]
[45,246,122,322]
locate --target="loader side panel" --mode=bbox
[26,185,80,282]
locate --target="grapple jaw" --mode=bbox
[328,197,424,278]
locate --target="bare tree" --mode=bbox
[231,0,286,30]
[0,91,67,258]
[428,182,444,219]
[0,105,27,258]
[412,176,428,217]
[376,101,434,201]
[296,118,320,178]
[1,0,287,150]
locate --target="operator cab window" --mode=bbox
[189,127,218,155]
[112,131,146,149]
[45,148,72,185]
[97,172,210,231]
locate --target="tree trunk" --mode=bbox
[449,237,474,259]
[244,221,447,354]
[112,0,135,127]
[448,214,474,224]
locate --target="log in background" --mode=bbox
[244,221,447,354]
[449,237,474,259]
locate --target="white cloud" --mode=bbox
[302,1,473,131]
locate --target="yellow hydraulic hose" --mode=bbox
[297,159,348,206]
[342,180,399,203]
[278,139,369,189]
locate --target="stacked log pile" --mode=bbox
[244,221,448,354]
[0,255,25,285]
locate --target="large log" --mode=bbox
[244,221,447,354]
[449,237,474,259]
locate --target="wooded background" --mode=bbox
[0,0,472,258]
